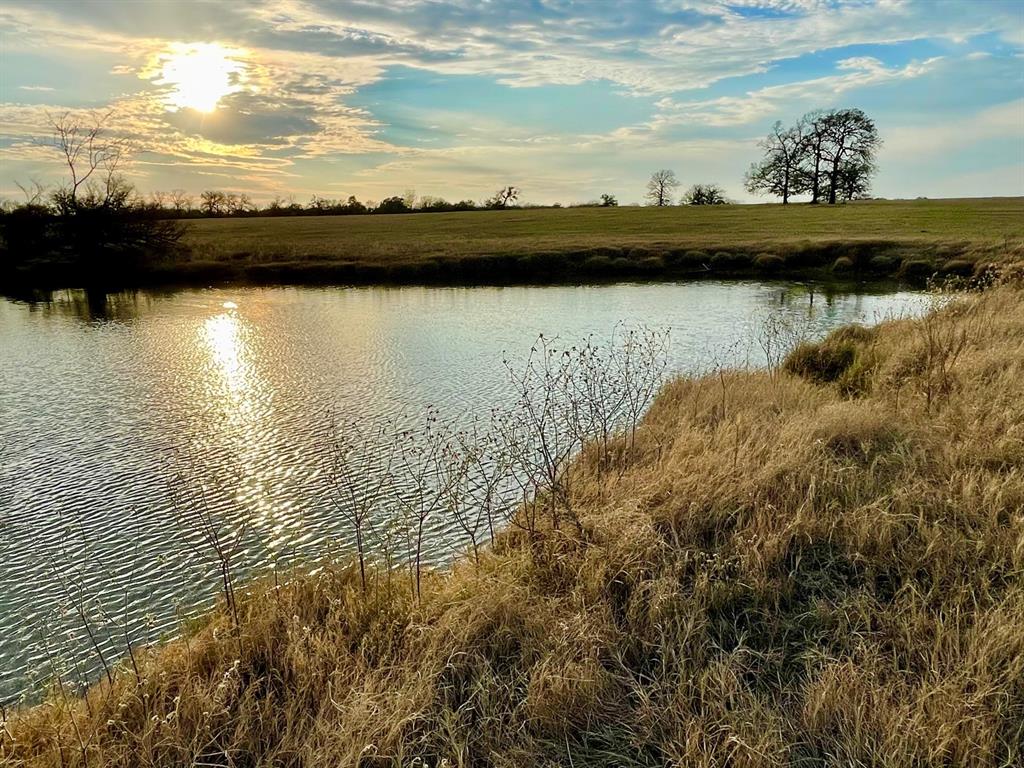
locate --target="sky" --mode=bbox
[1,0,1022,206]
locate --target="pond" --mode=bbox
[0,280,930,701]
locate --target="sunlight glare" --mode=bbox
[158,43,245,113]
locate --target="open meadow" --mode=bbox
[168,197,1024,285]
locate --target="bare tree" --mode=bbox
[200,190,227,215]
[487,185,520,209]
[169,189,193,214]
[745,120,808,204]
[645,170,679,207]
[48,111,129,210]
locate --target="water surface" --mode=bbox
[0,281,929,700]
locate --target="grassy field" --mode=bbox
[4,197,1022,289]
[6,268,1024,766]
[169,196,1024,285]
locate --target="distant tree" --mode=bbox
[403,189,417,209]
[682,183,728,205]
[169,189,193,214]
[344,195,368,214]
[200,190,227,215]
[744,120,808,204]
[228,193,253,215]
[645,170,678,207]
[308,195,332,212]
[376,196,411,214]
[600,193,618,207]
[819,108,880,205]
[487,185,520,209]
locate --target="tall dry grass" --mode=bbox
[4,272,1024,767]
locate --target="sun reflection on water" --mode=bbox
[203,310,248,396]
[198,306,306,553]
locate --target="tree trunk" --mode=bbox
[811,152,821,203]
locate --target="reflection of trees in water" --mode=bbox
[17,288,152,324]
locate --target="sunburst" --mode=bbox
[156,42,246,112]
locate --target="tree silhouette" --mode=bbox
[645,170,678,207]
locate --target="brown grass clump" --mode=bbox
[5,280,1024,766]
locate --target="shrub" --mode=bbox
[940,259,974,277]
[868,254,898,272]
[832,256,855,272]
[785,325,879,394]
[668,249,709,267]
[582,254,614,274]
[784,340,857,384]
[710,251,751,271]
[754,253,785,271]
[900,258,936,279]
[638,255,665,272]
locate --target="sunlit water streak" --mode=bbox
[0,281,931,702]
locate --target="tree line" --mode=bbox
[644,108,880,207]
[3,105,881,236]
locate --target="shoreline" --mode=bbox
[0,240,996,293]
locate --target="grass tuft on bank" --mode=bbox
[4,267,1024,766]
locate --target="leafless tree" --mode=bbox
[645,169,679,207]
[745,119,808,204]
[200,190,227,215]
[488,185,520,209]
[169,189,193,214]
[48,111,129,209]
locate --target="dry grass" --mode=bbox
[5,270,1024,766]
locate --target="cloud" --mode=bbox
[0,0,1020,202]
[639,55,943,130]
[881,99,1024,159]
[17,85,55,92]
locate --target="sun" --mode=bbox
[157,42,245,113]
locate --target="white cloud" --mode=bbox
[639,55,943,129]
[0,0,1020,201]
[881,99,1024,159]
